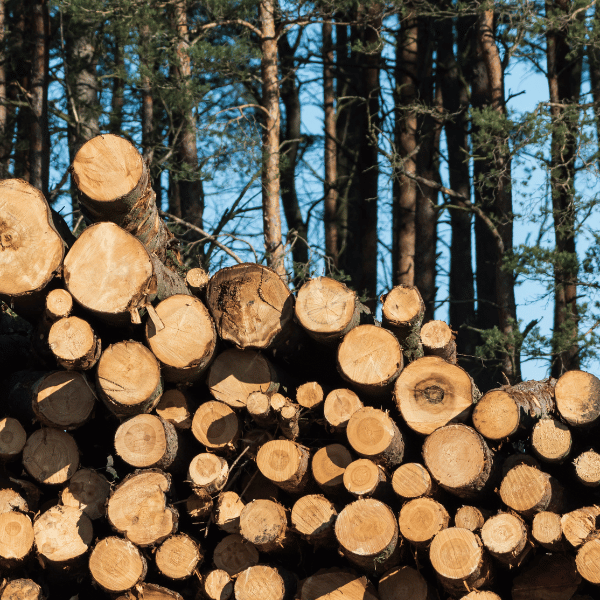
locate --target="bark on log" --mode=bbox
[48,316,101,370]
[257,439,311,494]
[212,534,259,575]
[239,499,294,552]
[191,401,240,453]
[0,418,26,462]
[22,428,79,485]
[555,370,600,427]
[420,320,457,364]
[155,533,202,580]
[0,580,45,600]
[378,566,433,600]
[323,389,363,432]
[532,511,564,551]
[480,512,530,566]
[574,450,600,487]
[391,463,435,500]
[60,468,110,520]
[398,497,449,548]
[311,444,353,496]
[291,494,336,545]
[188,453,229,495]
[531,418,571,464]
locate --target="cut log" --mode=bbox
[574,450,600,487]
[246,391,276,427]
[207,348,279,409]
[346,407,404,469]
[257,439,311,494]
[343,459,387,499]
[532,511,564,551]
[501,452,540,476]
[301,570,378,600]
[0,579,45,600]
[187,492,213,522]
[380,284,425,361]
[212,534,259,575]
[45,289,73,320]
[155,388,194,430]
[192,401,240,453]
[576,536,600,584]
[188,453,229,495]
[33,505,93,571]
[89,536,147,593]
[422,424,492,498]
[202,569,233,600]
[22,428,79,485]
[115,414,178,470]
[429,528,491,595]
[460,593,501,600]
[0,511,34,565]
[155,533,202,580]
[472,379,555,441]
[555,370,600,427]
[561,506,600,548]
[391,463,435,500]
[398,497,449,548]
[481,512,530,566]
[96,341,163,418]
[272,395,300,440]
[187,267,209,294]
[117,584,183,600]
[71,133,175,262]
[335,498,398,572]
[31,371,96,430]
[146,294,216,383]
[378,566,432,600]
[0,179,64,299]
[214,491,244,533]
[234,566,285,600]
[531,418,571,463]
[454,506,486,532]
[323,389,363,432]
[0,418,26,461]
[512,554,581,600]
[291,494,336,545]
[295,277,367,345]
[420,320,456,364]
[48,317,100,371]
[239,499,293,552]
[206,263,294,349]
[311,444,353,496]
[61,468,110,520]
[296,381,324,410]
[395,356,476,435]
[0,488,28,514]
[337,325,403,396]
[107,470,177,546]
[499,464,564,518]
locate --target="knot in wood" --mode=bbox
[421,385,444,404]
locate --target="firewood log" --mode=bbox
[0,418,26,462]
[271,393,300,440]
[212,534,259,575]
[201,570,233,600]
[188,453,229,495]
[0,579,45,600]
[296,381,324,410]
[391,463,435,500]
[155,388,195,430]
[0,510,34,566]
[420,320,456,364]
[47,316,101,371]
[246,391,276,427]
[311,444,353,496]
[460,593,501,600]
[33,289,75,362]
[555,370,600,427]
[234,566,286,600]
[214,491,244,533]
[561,506,600,548]
[155,533,202,580]
[576,535,600,584]
[323,389,363,433]
[532,511,564,551]
[531,418,571,463]
[60,468,110,520]
[239,499,294,552]
[117,584,184,600]
[512,554,581,600]
[574,450,600,487]
[378,566,434,600]
[291,494,336,545]
[301,570,378,600]
[192,401,240,453]
[187,267,209,295]
[187,492,213,522]
[343,459,388,500]
[480,512,531,566]
[454,506,487,533]
[501,452,540,476]
[398,497,449,548]
[0,488,27,514]
[22,428,79,486]
[257,439,311,494]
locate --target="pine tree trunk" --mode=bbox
[109,37,124,134]
[0,0,10,178]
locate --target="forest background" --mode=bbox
[1,0,599,393]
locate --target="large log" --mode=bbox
[291,494,337,545]
[234,566,286,600]
[0,510,34,566]
[398,497,449,548]
[391,463,435,500]
[480,512,530,566]
[239,499,294,552]
[22,428,79,486]
[202,570,233,600]
[555,370,600,427]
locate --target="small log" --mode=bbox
[206,263,294,350]
[337,325,403,396]
[96,341,163,418]
[272,394,300,440]
[61,468,111,520]
[0,418,26,462]
[246,391,276,427]
[460,593,501,600]
[335,498,398,572]
[398,497,449,548]
[379,566,433,600]
[212,534,259,575]
[346,407,404,469]
[0,488,28,514]
[395,356,476,435]
[422,424,492,498]
[296,381,324,410]
[429,528,491,595]
[0,579,45,600]
[420,320,456,364]
[561,506,600,548]
[576,536,600,584]
[481,512,530,566]
[191,401,240,453]
[301,570,378,600]
[33,506,93,571]
[311,444,353,496]
[155,533,202,580]
[155,388,194,430]
[45,289,73,320]
[115,414,178,470]
[512,554,581,600]
[291,494,336,545]
[188,453,229,495]
[555,370,600,427]
[22,428,79,485]
[0,511,34,566]
[145,294,217,383]
[323,388,363,432]
[531,418,571,464]
[118,584,183,600]
[202,570,233,600]
[343,459,388,499]
[88,536,148,594]
[532,511,564,551]
[391,463,435,500]
[234,566,285,600]
[48,316,100,370]
[187,267,209,294]
[214,491,244,533]
[107,470,177,547]
[257,439,311,494]
[239,499,293,552]
[455,506,486,533]
[186,492,213,522]
[207,348,279,409]
[574,450,600,487]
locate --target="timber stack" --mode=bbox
[1,133,600,600]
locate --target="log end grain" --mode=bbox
[343,459,384,498]
[576,537,600,584]
[378,566,430,600]
[291,494,337,543]
[555,370,600,427]
[0,579,45,600]
[212,534,259,576]
[296,381,324,410]
[45,289,73,320]
[574,450,600,487]
[257,439,310,494]
[214,491,244,533]
[22,428,79,485]
[61,468,111,520]
[480,512,528,565]
[472,390,520,441]
[391,463,434,500]
[398,497,449,547]
[189,453,229,495]
[155,389,194,430]
[499,464,554,518]
[323,389,363,431]
[203,569,233,600]
[532,511,563,550]
[311,444,353,494]
[155,533,202,580]
[420,320,456,363]
[301,570,378,600]
[381,285,424,328]
[531,418,572,464]
[48,317,99,370]
[0,417,26,460]
[192,401,239,452]
[239,499,288,552]
[454,506,485,532]
[234,566,285,600]
[89,536,147,593]
[0,511,34,562]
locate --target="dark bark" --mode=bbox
[11,4,29,182]
[109,37,124,135]
[0,0,9,177]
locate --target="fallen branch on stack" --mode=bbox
[1,134,600,600]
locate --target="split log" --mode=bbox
[89,536,148,594]
[395,356,476,436]
[115,414,179,470]
[346,407,404,469]
[187,267,209,294]
[246,391,276,427]
[323,389,363,432]
[531,418,571,463]
[380,284,425,361]
[391,463,435,500]
[296,381,324,410]
[214,491,244,533]
[422,424,492,498]
[576,536,600,584]
[301,570,378,600]
[145,294,217,383]
[378,566,433,600]
[0,580,45,600]
[188,453,229,495]
[420,320,456,364]
[398,497,449,548]
[107,470,177,546]
[71,133,175,262]
[337,325,403,396]
[192,401,240,453]
[291,494,336,545]
[0,511,34,566]
[60,468,110,520]
[202,570,233,600]
[295,277,368,345]
[155,388,195,430]
[0,418,26,462]
[311,444,353,496]
[212,534,260,575]
[206,263,294,349]
[22,428,79,485]
[480,512,530,566]
[239,499,293,552]
[343,459,388,499]
[561,506,600,548]
[207,348,279,409]
[472,379,556,441]
[532,511,564,551]
[48,317,100,371]
[96,341,163,418]
[512,554,581,600]
[155,533,202,580]
[454,506,486,533]
[334,498,398,572]
[257,439,311,494]
[555,370,600,427]
[234,566,285,600]
[574,450,600,487]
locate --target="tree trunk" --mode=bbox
[109,37,124,135]
[0,0,10,178]
[89,537,147,593]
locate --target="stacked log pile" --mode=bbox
[1,134,600,600]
